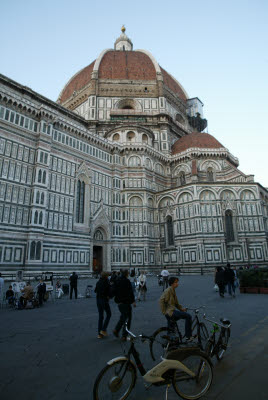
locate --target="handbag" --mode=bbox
[214,284,219,292]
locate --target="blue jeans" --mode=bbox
[97,298,111,334]
[168,310,192,338]
[227,282,236,295]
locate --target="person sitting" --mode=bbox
[6,286,15,305]
[56,280,64,299]
[159,276,194,341]
[20,282,34,308]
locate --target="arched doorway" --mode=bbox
[93,229,104,274]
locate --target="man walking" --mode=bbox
[160,266,169,290]
[225,263,236,297]
[37,279,46,306]
[69,272,78,299]
[113,269,136,340]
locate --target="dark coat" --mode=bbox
[37,283,46,294]
[215,270,225,285]
[69,273,78,287]
[114,276,135,305]
[95,278,110,299]
[224,268,235,283]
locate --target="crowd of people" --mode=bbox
[94,267,197,341]
[0,263,245,339]
[214,263,239,298]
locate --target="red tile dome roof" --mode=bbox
[58,50,187,104]
[172,132,224,155]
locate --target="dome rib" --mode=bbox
[58,50,188,104]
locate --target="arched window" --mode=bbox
[30,241,36,260]
[39,212,43,225]
[142,134,148,143]
[225,210,235,242]
[36,241,41,260]
[38,170,42,183]
[113,133,120,141]
[127,131,135,141]
[207,168,214,182]
[166,216,174,246]
[179,172,186,186]
[42,171,46,184]
[94,230,103,240]
[40,192,45,205]
[34,211,38,224]
[76,179,85,223]
[36,191,40,204]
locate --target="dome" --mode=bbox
[57,29,188,105]
[171,132,224,155]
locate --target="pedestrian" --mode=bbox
[129,268,137,298]
[36,279,46,306]
[215,267,225,298]
[0,273,4,306]
[95,272,112,339]
[110,271,118,285]
[113,269,136,341]
[137,271,147,301]
[160,266,169,290]
[225,263,236,297]
[233,267,239,289]
[69,272,78,299]
[159,276,194,341]
[56,280,64,298]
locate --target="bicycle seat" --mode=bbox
[220,318,230,325]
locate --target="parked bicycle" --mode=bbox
[203,315,231,361]
[93,325,213,400]
[150,307,209,361]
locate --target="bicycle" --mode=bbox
[203,315,231,361]
[150,307,209,361]
[93,325,213,400]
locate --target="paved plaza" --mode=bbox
[0,275,268,400]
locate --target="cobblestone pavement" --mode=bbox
[0,275,267,400]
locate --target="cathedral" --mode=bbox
[0,27,267,276]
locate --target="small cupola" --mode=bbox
[114,25,133,51]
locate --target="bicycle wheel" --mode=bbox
[216,328,230,361]
[192,322,209,347]
[93,360,136,400]
[172,352,213,400]
[150,327,169,361]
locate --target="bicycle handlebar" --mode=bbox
[203,315,231,329]
[187,306,205,313]
[125,325,153,342]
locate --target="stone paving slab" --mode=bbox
[0,275,268,400]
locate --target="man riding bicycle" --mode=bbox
[159,276,194,341]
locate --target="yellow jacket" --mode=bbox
[159,286,183,316]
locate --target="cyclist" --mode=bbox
[159,276,194,341]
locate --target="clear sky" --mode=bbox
[1,0,267,187]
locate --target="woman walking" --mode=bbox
[137,271,147,301]
[95,272,112,339]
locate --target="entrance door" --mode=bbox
[93,246,103,273]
